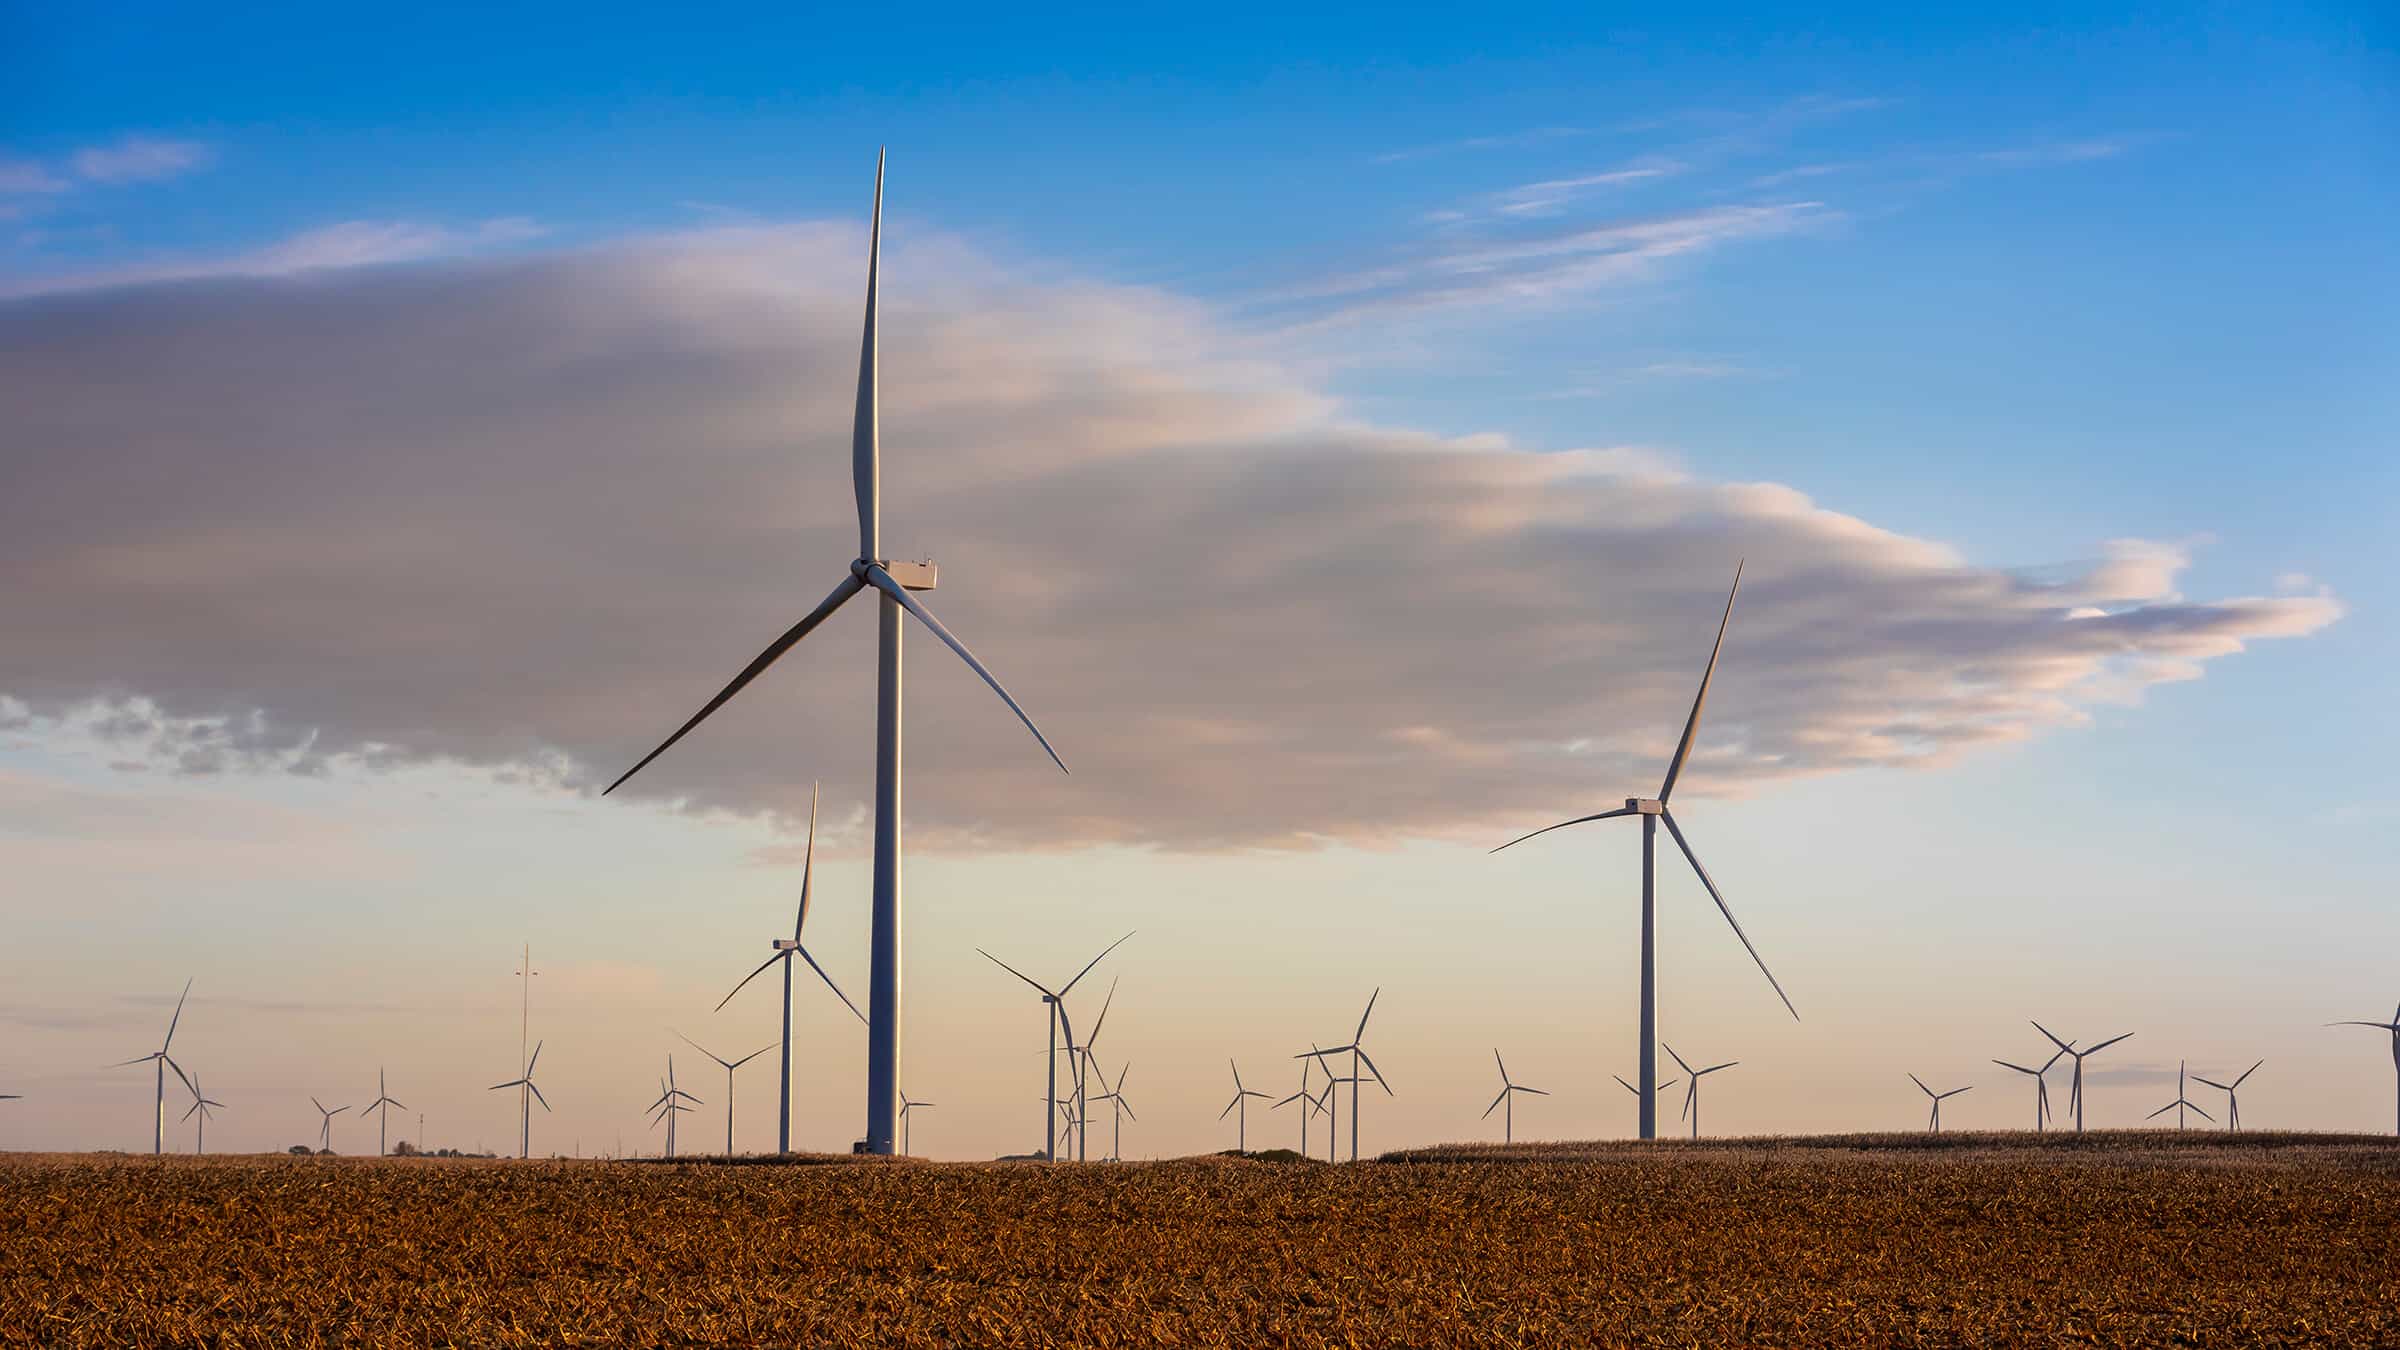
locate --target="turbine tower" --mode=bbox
[1992,1040,2071,1132]
[1272,1059,1316,1156]
[1297,990,1391,1162]
[180,1072,225,1154]
[674,1031,773,1156]
[648,1056,703,1158]
[1067,977,1120,1162]
[2146,1060,2212,1131]
[1483,1050,1549,1145]
[362,1069,407,1157]
[898,1091,933,1156]
[1909,1073,1970,1133]
[1218,1060,1269,1153]
[112,977,194,1155]
[603,151,1071,1156]
[1663,1043,1735,1140]
[311,1097,348,1152]
[1094,1065,1135,1161]
[2328,1002,2400,1134]
[1494,565,1798,1141]
[487,1040,551,1158]
[2193,1060,2262,1132]
[2032,1022,2132,1133]
[716,783,866,1153]
[977,933,1131,1161]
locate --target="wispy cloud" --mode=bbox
[2,216,545,296]
[1371,124,1602,165]
[69,135,214,185]
[0,158,71,195]
[1973,136,2146,168]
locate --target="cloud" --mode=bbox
[69,135,214,185]
[1974,136,2143,169]
[0,158,71,195]
[1370,125,1602,165]
[1485,162,1682,218]
[2,216,544,296]
[0,225,2340,851]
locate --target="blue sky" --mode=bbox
[2,4,2394,1157]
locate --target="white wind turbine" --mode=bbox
[112,978,195,1155]
[310,1097,348,1152]
[603,151,1070,1156]
[362,1068,407,1157]
[1663,1043,1735,1139]
[2032,1022,2132,1133]
[1909,1073,1970,1133]
[1483,1050,1549,1145]
[978,933,1132,1161]
[2328,1001,2400,1135]
[648,1056,703,1159]
[1272,1059,1316,1156]
[1092,1065,1135,1161]
[1493,565,1799,1141]
[715,784,866,1154]
[1067,977,1121,1162]
[1219,1060,1270,1153]
[2146,1060,2212,1131]
[674,1031,773,1157]
[898,1090,933,1157]
[180,1072,226,1154]
[2193,1059,2263,1132]
[1297,990,1392,1162]
[1992,1040,2072,1132]
[488,1040,551,1159]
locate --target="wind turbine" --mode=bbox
[648,1056,703,1158]
[1663,1044,1736,1140]
[1090,1065,1136,1161]
[1992,1040,2072,1132]
[2328,1002,2400,1134]
[716,783,866,1154]
[1219,1060,1270,1153]
[1273,1059,1316,1155]
[898,1090,933,1156]
[1908,1073,1970,1133]
[1297,990,1391,1162]
[602,151,1071,1156]
[1483,1050,1549,1145]
[180,1072,225,1154]
[113,977,195,1155]
[2032,1022,2132,1133]
[1068,977,1120,1162]
[363,1069,407,1157]
[2146,1060,2213,1131]
[674,1031,773,1156]
[978,933,1132,1161]
[488,1040,551,1159]
[310,1097,348,1152]
[2193,1060,2263,1132]
[1493,564,1799,1141]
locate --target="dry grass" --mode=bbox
[4,1132,2395,1346]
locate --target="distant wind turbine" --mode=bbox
[1483,1050,1549,1145]
[2032,1022,2132,1133]
[311,1097,348,1152]
[648,1056,703,1158]
[1663,1044,1735,1139]
[180,1072,225,1154]
[898,1091,933,1157]
[2192,1059,2263,1132]
[715,784,866,1154]
[1297,990,1392,1162]
[487,1040,551,1159]
[978,933,1132,1161]
[112,977,195,1155]
[2328,1002,2400,1135]
[1068,977,1121,1162]
[674,1031,773,1157]
[1908,1073,1970,1133]
[1494,564,1799,1141]
[602,151,1071,1156]
[1272,1059,1316,1155]
[1219,1060,1270,1152]
[362,1069,407,1157]
[1992,1040,2072,1132]
[2146,1060,2213,1131]
[1089,1065,1135,1161]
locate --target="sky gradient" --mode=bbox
[3,4,2395,1158]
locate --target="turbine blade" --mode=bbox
[165,1056,196,1099]
[1493,1048,1507,1084]
[1355,988,1380,1044]
[527,1041,543,1076]
[1659,1078,1680,1094]
[2031,1021,2072,1054]
[1219,1096,1238,1121]
[1522,1086,1551,1096]
[2086,1032,2134,1055]
[1910,1072,1931,1097]
[673,1030,730,1069]
[1490,806,1636,854]
[163,977,192,1051]
[1086,977,1120,1050]
[1060,931,1135,998]
[1353,1048,1393,1095]
[603,573,866,795]
[1992,1060,2037,1075]
[1483,1089,1506,1119]
[866,566,1069,774]
[1661,809,1797,1019]
[853,148,883,561]
[730,1044,776,1069]
[2236,1059,2263,1087]
[1702,1062,1738,1075]
[2189,1101,2214,1121]
[1662,1043,1694,1076]
[976,949,1057,1000]
[182,1100,200,1121]
[2146,1102,2174,1119]
[2193,1077,2230,1091]
[1614,1075,1638,1096]
[1659,561,1742,803]
[530,1082,552,1112]
[490,1079,523,1092]
[794,781,819,942]
[716,950,788,1013]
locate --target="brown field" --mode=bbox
[4,1131,2396,1347]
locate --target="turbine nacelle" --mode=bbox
[1627,798,1664,815]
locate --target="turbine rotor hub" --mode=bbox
[1628,798,1664,815]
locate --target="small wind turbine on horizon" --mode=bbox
[488,1040,551,1159]
[1298,990,1391,1162]
[1493,564,1800,1142]
[311,1097,348,1152]
[363,1069,407,1157]
[1273,1059,1316,1156]
[978,933,1132,1162]
[1663,1043,1736,1139]
[2146,1060,2213,1131]
[715,784,866,1154]
[1219,1060,1270,1153]
[1067,977,1121,1162]
[2033,1022,2132,1133]
[180,1072,225,1154]
[603,150,1072,1157]
[2328,1001,2400,1135]
[1909,1073,1970,1133]
[898,1090,933,1156]
[2193,1060,2263,1131]
[1993,1040,2072,1132]
[1483,1050,1549,1145]
[648,1056,703,1159]
[1092,1065,1135,1161]
[675,1030,773,1157]
[112,977,194,1155]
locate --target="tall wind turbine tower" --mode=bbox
[2193,1060,2263,1132]
[674,1031,773,1156]
[2146,1060,2212,1131]
[1218,1061,1269,1153]
[2329,1002,2400,1134]
[363,1068,407,1157]
[978,934,1131,1161]
[112,978,194,1155]
[604,151,1071,1155]
[1494,565,1799,1141]
[180,1072,225,1154]
[488,1041,550,1158]
[311,1097,348,1152]
[1483,1050,1549,1145]
[1909,1073,1970,1133]
[1298,990,1391,1162]
[1993,1040,2071,1132]
[2033,1022,2132,1133]
[1663,1043,1736,1139]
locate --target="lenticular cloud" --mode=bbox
[0,226,2341,850]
